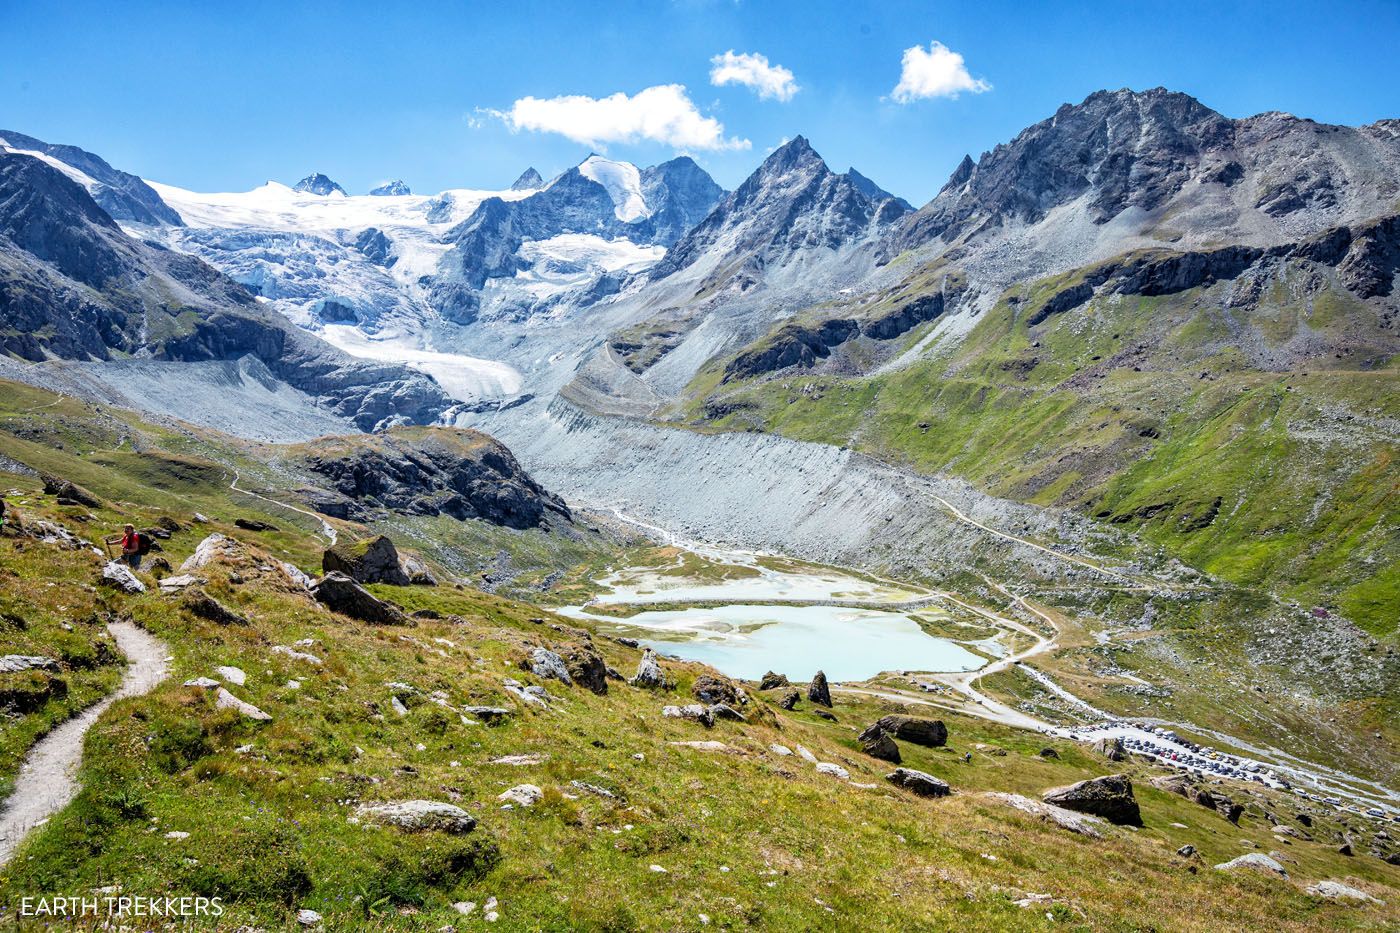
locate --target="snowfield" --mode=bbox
[577,155,651,222]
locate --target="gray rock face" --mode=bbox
[100,561,146,593]
[758,671,789,690]
[860,715,947,748]
[861,730,901,763]
[0,655,58,674]
[562,645,608,695]
[0,128,184,225]
[886,767,950,797]
[292,173,347,197]
[529,647,572,685]
[662,703,714,727]
[354,800,477,834]
[181,590,249,626]
[807,670,832,707]
[692,674,742,707]
[300,427,571,529]
[1307,880,1382,903]
[1042,774,1142,826]
[629,649,669,689]
[1093,736,1127,762]
[311,572,407,625]
[1214,853,1288,878]
[322,535,411,586]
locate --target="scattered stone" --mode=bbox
[462,706,512,723]
[1037,747,1060,760]
[886,767,950,797]
[498,785,543,807]
[312,572,407,624]
[183,677,220,689]
[502,680,549,708]
[1094,736,1127,761]
[1195,789,1243,824]
[234,518,278,532]
[708,703,747,722]
[807,671,832,707]
[861,731,901,763]
[100,561,146,594]
[569,781,618,800]
[0,655,57,674]
[768,744,793,757]
[663,704,715,727]
[628,649,670,689]
[1043,775,1141,826]
[815,762,849,780]
[391,696,409,717]
[1308,881,1382,903]
[1338,841,1354,856]
[296,908,322,927]
[1150,773,1194,797]
[453,902,477,916]
[758,671,789,690]
[529,647,573,685]
[193,513,210,523]
[214,687,271,721]
[217,667,247,686]
[158,574,205,593]
[1214,853,1288,878]
[490,754,545,766]
[279,561,317,590]
[669,741,739,754]
[182,590,249,626]
[777,689,801,710]
[180,534,244,572]
[354,800,477,834]
[796,745,818,763]
[811,708,837,722]
[974,743,1007,757]
[271,645,323,666]
[981,792,1105,838]
[164,831,190,840]
[1177,844,1197,857]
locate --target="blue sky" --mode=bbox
[5,0,1399,205]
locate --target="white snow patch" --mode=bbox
[317,325,523,401]
[577,156,651,222]
[512,234,664,299]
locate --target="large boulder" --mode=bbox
[180,533,245,572]
[100,561,146,594]
[663,704,714,727]
[777,689,801,710]
[886,767,950,798]
[758,671,789,690]
[181,590,249,626]
[807,670,832,707]
[981,792,1105,838]
[529,647,573,685]
[355,800,477,834]
[861,730,902,763]
[1214,853,1288,878]
[322,535,410,586]
[1042,775,1142,826]
[629,649,669,689]
[861,715,947,748]
[1195,789,1244,824]
[562,645,609,695]
[1093,736,1127,761]
[312,572,407,625]
[42,473,102,508]
[692,674,741,706]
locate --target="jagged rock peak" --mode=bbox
[510,167,544,191]
[293,173,347,197]
[369,179,410,196]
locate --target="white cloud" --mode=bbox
[891,41,991,103]
[709,50,799,102]
[493,84,749,151]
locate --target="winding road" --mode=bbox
[0,621,169,867]
[229,469,338,544]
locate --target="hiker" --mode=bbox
[107,523,143,569]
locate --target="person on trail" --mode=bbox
[108,523,142,569]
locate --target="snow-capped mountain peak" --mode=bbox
[293,172,347,197]
[577,155,651,223]
[369,179,411,196]
[510,167,544,191]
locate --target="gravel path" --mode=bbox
[0,621,169,867]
